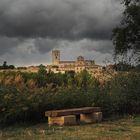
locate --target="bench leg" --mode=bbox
[93,112,102,122]
[80,112,102,123]
[48,115,77,126]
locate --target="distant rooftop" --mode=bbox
[60,61,75,63]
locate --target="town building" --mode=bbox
[47,50,103,75]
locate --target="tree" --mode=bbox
[38,64,47,75]
[8,65,15,69]
[112,0,140,64]
[37,64,47,87]
[112,62,134,71]
[2,61,8,69]
[75,70,99,91]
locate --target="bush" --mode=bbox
[109,72,140,114]
[0,70,100,126]
[0,70,139,126]
[0,86,98,125]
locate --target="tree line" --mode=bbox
[0,61,15,70]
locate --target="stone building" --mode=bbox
[47,50,102,74]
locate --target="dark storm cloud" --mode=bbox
[0,0,122,40]
[81,40,114,54]
[34,38,59,54]
[0,0,123,65]
[0,37,24,55]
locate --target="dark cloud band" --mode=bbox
[0,0,122,40]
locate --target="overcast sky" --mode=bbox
[0,0,123,66]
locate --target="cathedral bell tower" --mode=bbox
[52,50,60,65]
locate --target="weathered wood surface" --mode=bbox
[45,107,101,117]
[48,115,76,126]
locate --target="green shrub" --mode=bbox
[109,72,140,114]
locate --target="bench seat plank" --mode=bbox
[45,107,101,117]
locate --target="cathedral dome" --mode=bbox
[77,56,84,61]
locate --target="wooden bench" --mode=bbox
[45,107,102,125]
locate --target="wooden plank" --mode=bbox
[45,107,101,117]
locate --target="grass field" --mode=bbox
[0,115,140,140]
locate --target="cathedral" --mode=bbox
[47,50,102,75]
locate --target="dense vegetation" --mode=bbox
[0,66,140,126]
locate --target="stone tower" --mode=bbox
[52,50,60,65]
